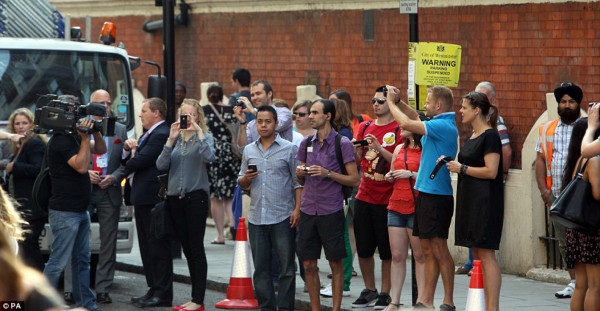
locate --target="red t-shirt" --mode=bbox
[355,120,403,204]
[388,147,422,214]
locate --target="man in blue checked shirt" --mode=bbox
[238,105,302,311]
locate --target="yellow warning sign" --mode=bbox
[415,42,462,87]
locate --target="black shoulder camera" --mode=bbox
[33,94,116,136]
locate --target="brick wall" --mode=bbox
[72,2,600,168]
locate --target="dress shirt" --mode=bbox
[239,134,301,225]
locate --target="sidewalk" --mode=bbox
[116,219,571,310]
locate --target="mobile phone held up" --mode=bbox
[248,164,257,172]
[180,114,188,130]
[353,139,369,147]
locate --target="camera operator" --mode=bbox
[42,95,107,311]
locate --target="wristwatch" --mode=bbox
[327,170,332,178]
[409,171,413,178]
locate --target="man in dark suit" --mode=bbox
[87,89,128,303]
[122,97,172,307]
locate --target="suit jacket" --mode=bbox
[123,121,169,206]
[90,122,128,207]
[10,136,45,220]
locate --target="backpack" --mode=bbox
[304,133,352,202]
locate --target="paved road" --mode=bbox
[93,270,224,311]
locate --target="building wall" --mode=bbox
[58,1,600,170]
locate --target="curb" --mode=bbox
[115,261,350,311]
[525,267,570,285]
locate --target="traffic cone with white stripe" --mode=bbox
[465,260,485,311]
[216,217,258,309]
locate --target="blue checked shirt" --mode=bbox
[535,118,578,197]
[239,134,302,225]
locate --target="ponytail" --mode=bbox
[488,104,498,130]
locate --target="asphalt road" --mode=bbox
[92,270,225,311]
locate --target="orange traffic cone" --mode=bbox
[465,260,485,311]
[216,217,259,309]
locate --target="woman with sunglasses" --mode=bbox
[291,100,315,137]
[444,92,503,311]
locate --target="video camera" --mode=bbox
[33,94,116,136]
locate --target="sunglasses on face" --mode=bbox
[372,98,386,105]
[293,112,308,117]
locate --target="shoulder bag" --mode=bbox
[207,103,242,159]
[550,159,600,232]
[150,173,176,239]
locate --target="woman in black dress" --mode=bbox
[444,92,503,311]
[203,84,241,244]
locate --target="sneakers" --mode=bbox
[373,293,391,310]
[555,282,575,298]
[351,289,379,308]
[320,283,351,297]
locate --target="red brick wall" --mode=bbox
[73,2,600,168]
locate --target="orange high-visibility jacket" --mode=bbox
[538,119,560,190]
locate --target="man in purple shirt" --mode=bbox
[296,99,360,311]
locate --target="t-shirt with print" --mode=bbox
[355,120,403,204]
[414,112,458,196]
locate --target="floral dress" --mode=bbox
[203,104,241,199]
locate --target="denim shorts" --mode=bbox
[387,210,414,229]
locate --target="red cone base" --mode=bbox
[216,218,258,309]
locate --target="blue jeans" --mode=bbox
[463,248,474,270]
[43,210,97,310]
[248,219,296,311]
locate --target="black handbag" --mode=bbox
[150,174,175,239]
[550,159,600,232]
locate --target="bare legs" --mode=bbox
[387,226,425,309]
[472,248,501,311]
[210,198,233,243]
[572,263,600,311]
[419,237,454,308]
[304,259,343,311]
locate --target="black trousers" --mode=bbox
[134,203,173,301]
[168,190,209,304]
[19,217,46,271]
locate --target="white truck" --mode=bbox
[0,37,138,255]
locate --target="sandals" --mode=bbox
[210,239,225,245]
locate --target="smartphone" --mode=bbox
[180,114,188,129]
[353,139,369,146]
[248,164,257,172]
[383,86,388,98]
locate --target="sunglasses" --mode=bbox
[372,98,386,105]
[560,82,573,87]
[293,112,308,117]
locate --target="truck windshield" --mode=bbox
[0,49,133,128]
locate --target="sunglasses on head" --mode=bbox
[293,112,308,117]
[372,98,386,105]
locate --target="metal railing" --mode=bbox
[539,204,563,270]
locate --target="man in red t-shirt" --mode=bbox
[351,86,403,309]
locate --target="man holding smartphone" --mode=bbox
[238,105,302,311]
[351,86,402,309]
[296,99,360,311]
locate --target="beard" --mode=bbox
[558,106,580,124]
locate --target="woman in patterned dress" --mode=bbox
[568,113,600,311]
[203,84,241,244]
